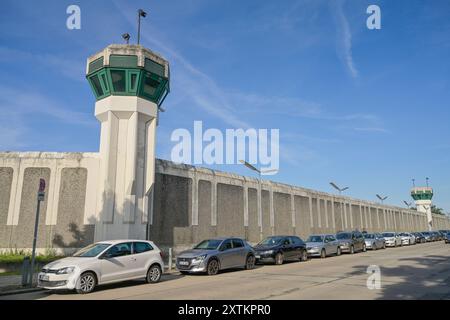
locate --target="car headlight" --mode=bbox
[56,266,75,274]
[192,254,207,264]
[263,250,274,255]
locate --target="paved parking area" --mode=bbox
[2,242,450,300]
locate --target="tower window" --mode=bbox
[90,75,104,97]
[142,73,160,97]
[111,70,126,92]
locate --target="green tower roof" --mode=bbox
[411,187,433,201]
[86,44,170,106]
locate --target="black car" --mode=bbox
[412,232,426,244]
[254,236,308,265]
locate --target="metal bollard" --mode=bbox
[22,257,30,287]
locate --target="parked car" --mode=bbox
[38,240,164,294]
[444,232,450,244]
[420,231,433,242]
[176,237,255,275]
[435,231,443,241]
[305,234,341,258]
[412,232,426,244]
[363,233,386,250]
[430,231,440,241]
[335,231,366,254]
[398,232,416,245]
[254,235,308,265]
[381,232,402,247]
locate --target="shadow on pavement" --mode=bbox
[351,252,450,300]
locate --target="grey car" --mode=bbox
[306,234,341,258]
[176,237,256,275]
[336,231,366,254]
[363,233,386,250]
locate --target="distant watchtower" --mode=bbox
[411,186,433,231]
[86,44,170,241]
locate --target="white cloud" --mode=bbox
[331,0,358,78]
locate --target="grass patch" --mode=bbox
[0,271,21,277]
[0,249,64,265]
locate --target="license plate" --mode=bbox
[179,261,189,266]
[39,274,49,281]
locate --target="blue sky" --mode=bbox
[0,0,449,212]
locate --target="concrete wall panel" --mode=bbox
[217,183,244,238]
[51,168,94,249]
[0,168,13,247]
[274,192,292,235]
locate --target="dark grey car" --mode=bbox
[176,237,256,275]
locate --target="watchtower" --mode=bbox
[86,44,170,240]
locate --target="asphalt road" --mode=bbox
[2,242,450,300]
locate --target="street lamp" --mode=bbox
[239,160,277,240]
[376,194,388,204]
[329,182,349,195]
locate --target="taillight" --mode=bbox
[160,251,164,259]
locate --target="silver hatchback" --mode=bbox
[176,237,256,275]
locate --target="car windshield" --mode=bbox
[306,235,324,242]
[258,237,284,246]
[73,243,111,257]
[422,232,430,235]
[194,239,222,250]
[382,233,395,237]
[399,233,408,236]
[364,234,375,239]
[336,233,351,240]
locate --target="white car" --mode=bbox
[398,232,416,245]
[381,232,402,247]
[38,240,164,294]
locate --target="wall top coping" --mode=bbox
[0,152,99,160]
[155,159,435,217]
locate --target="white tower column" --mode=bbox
[94,96,158,241]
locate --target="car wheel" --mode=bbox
[299,249,308,262]
[383,243,386,249]
[350,245,355,254]
[373,243,377,250]
[409,240,411,246]
[320,249,326,258]
[275,253,284,265]
[207,259,220,276]
[363,244,367,252]
[76,272,96,294]
[245,255,256,270]
[146,264,162,283]
[336,247,341,256]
